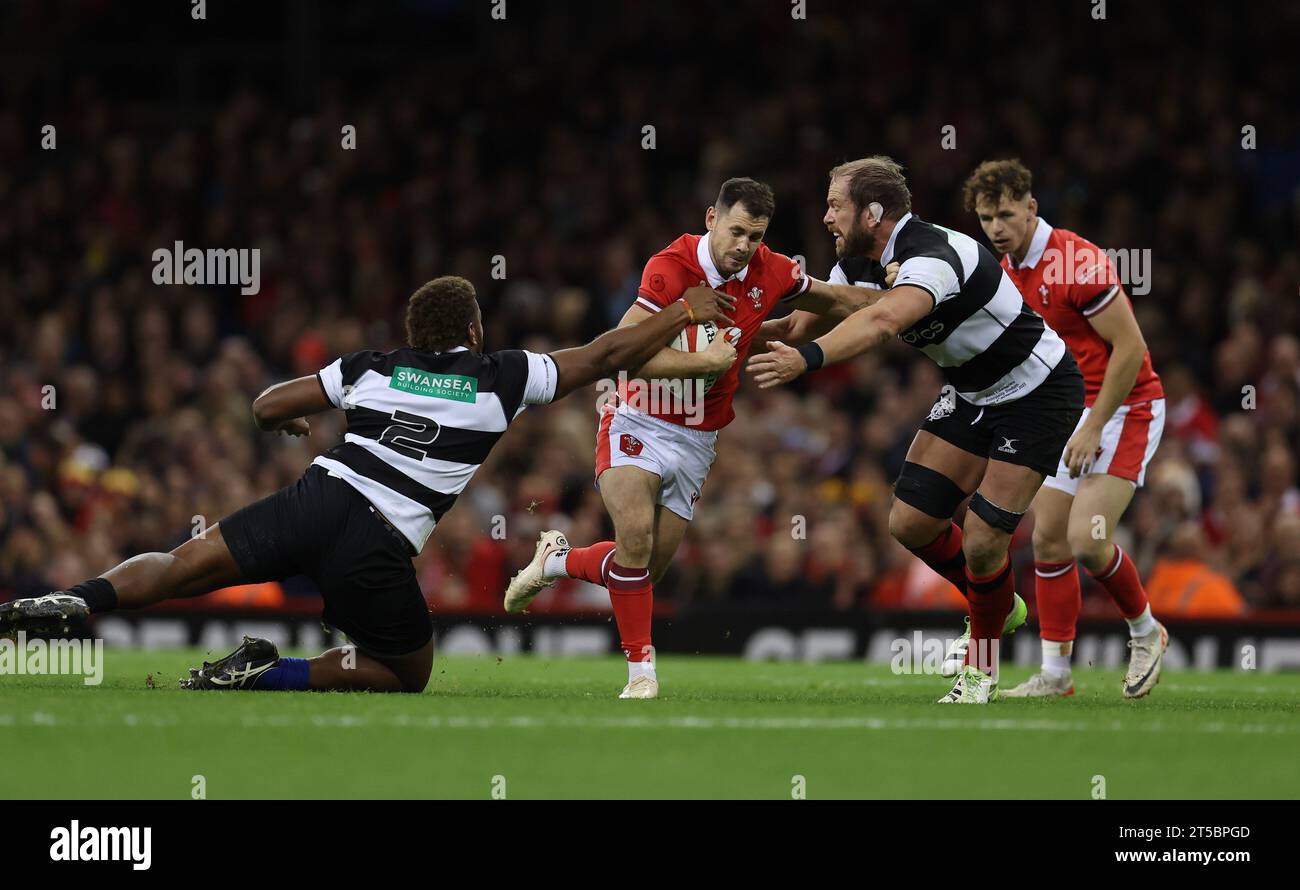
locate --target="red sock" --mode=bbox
[564,541,617,585]
[606,559,653,662]
[909,522,968,598]
[964,557,1014,676]
[1034,560,1080,643]
[1087,545,1148,619]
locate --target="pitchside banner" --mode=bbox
[85,608,1300,671]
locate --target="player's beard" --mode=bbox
[839,216,872,258]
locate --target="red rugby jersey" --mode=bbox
[1001,219,1163,407]
[626,231,809,430]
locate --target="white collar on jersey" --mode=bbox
[880,212,914,265]
[697,230,751,288]
[1010,217,1054,270]
[433,345,468,354]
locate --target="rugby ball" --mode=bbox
[669,323,741,393]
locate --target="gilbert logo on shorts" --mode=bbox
[49,821,151,870]
[620,434,644,456]
[389,368,478,403]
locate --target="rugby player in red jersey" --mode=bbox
[503,178,865,699]
[962,159,1167,698]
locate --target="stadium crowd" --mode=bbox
[1,2,1297,618]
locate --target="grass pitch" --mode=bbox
[2,650,1297,799]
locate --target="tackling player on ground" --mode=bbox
[502,178,867,699]
[0,278,734,693]
[749,156,1085,703]
[963,159,1167,698]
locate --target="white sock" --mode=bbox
[628,659,656,681]
[1126,605,1156,638]
[1042,639,1073,677]
[541,549,571,579]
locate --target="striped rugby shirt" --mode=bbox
[314,346,557,553]
[831,212,1069,406]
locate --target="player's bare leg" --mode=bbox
[0,524,247,635]
[892,433,1028,678]
[1004,485,1079,697]
[647,505,691,584]
[941,461,1044,703]
[106,524,248,607]
[305,639,434,693]
[1069,474,1165,697]
[597,465,662,698]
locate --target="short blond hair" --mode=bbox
[829,156,912,220]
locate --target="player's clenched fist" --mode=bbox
[700,331,738,374]
[277,417,311,437]
[747,340,807,389]
[680,285,735,326]
[884,261,900,288]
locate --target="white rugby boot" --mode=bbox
[937,666,998,704]
[941,593,1028,677]
[503,530,570,613]
[1123,622,1168,699]
[619,674,659,700]
[1002,670,1075,698]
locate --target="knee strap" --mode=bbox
[894,461,968,519]
[969,491,1025,534]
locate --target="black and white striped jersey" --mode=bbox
[313,346,557,553]
[828,254,888,291]
[831,213,1068,406]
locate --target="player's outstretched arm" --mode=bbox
[251,376,335,435]
[747,284,932,389]
[760,263,900,345]
[622,307,736,380]
[548,286,735,400]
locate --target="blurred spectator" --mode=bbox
[1145,522,1248,618]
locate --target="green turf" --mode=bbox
[2,650,1297,799]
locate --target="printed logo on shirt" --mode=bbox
[389,368,478,403]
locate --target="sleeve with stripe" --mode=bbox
[317,358,345,408]
[521,351,558,405]
[633,256,683,315]
[1067,240,1124,316]
[893,256,959,308]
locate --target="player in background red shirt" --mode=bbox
[963,159,1168,698]
[501,178,866,698]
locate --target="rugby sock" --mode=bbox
[66,577,118,614]
[908,522,968,598]
[559,542,617,584]
[1088,545,1152,630]
[1123,604,1157,638]
[964,557,1015,679]
[251,657,311,691]
[607,560,653,664]
[1034,559,1080,673]
[1041,639,1074,678]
